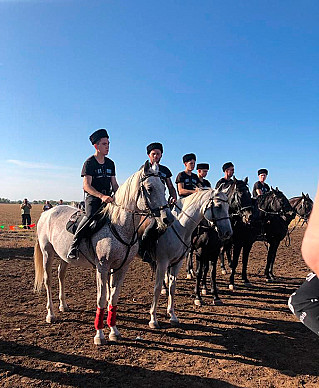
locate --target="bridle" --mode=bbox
[112,172,170,217]
[139,173,171,217]
[174,193,230,226]
[227,184,253,218]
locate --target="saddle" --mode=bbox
[66,209,108,236]
[66,211,85,234]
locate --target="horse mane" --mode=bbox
[102,168,143,224]
[179,189,212,214]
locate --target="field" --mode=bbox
[0,204,318,387]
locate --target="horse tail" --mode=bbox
[34,239,44,292]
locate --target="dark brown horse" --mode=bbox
[228,187,295,289]
[192,178,252,306]
[289,193,313,224]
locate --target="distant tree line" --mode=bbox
[0,198,72,205]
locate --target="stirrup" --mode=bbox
[67,246,79,260]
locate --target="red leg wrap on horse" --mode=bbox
[94,307,105,330]
[107,305,117,327]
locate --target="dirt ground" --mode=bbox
[0,204,318,387]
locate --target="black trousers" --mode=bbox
[22,214,31,229]
[289,273,319,336]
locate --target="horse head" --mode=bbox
[262,187,295,222]
[228,176,253,224]
[300,193,313,220]
[138,161,174,231]
[203,188,232,241]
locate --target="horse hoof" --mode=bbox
[201,289,207,296]
[186,273,192,280]
[221,269,227,275]
[149,321,160,329]
[109,333,121,342]
[161,289,168,296]
[170,319,180,327]
[229,284,234,291]
[46,315,57,324]
[213,299,223,306]
[194,298,202,307]
[94,336,107,346]
[59,305,70,313]
[266,278,273,283]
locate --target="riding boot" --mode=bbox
[67,216,89,260]
[138,218,157,264]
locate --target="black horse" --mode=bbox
[289,193,313,224]
[228,187,295,289]
[192,178,251,306]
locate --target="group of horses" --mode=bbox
[186,179,313,308]
[33,164,312,345]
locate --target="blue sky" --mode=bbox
[0,0,318,201]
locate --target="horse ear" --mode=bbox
[276,186,279,192]
[143,160,151,174]
[244,176,248,185]
[302,192,305,198]
[271,186,274,191]
[306,193,310,199]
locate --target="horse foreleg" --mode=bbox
[211,255,222,304]
[150,262,167,329]
[229,243,241,291]
[43,247,56,323]
[220,249,226,275]
[167,260,183,324]
[201,259,209,296]
[265,239,280,281]
[107,266,128,341]
[194,256,204,306]
[94,267,108,345]
[186,250,194,279]
[242,243,253,286]
[58,260,70,312]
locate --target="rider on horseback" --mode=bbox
[196,163,211,189]
[67,129,119,260]
[175,153,200,198]
[139,142,177,264]
[215,162,234,190]
[252,168,270,197]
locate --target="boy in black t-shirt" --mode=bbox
[67,128,119,260]
[146,142,177,202]
[139,142,177,264]
[176,153,200,198]
[215,162,234,190]
[197,163,211,189]
[252,169,270,197]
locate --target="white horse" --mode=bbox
[34,162,173,345]
[147,188,232,329]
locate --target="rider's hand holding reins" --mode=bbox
[101,195,114,204]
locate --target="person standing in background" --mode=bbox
[21,198,32,229]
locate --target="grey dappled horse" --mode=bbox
[34,162,173,345]
[143,188,232,329]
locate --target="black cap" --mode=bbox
[222,162,234,172]
[183,153,196,163]
[89,129,109,145]
[197,163,209,170]
[258,168,268,175]
[146,142,163,155]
